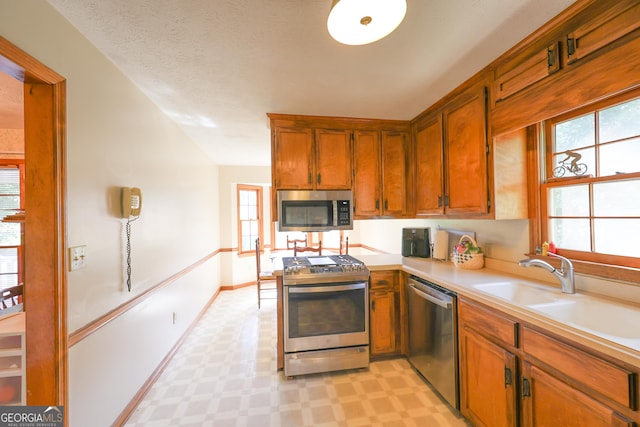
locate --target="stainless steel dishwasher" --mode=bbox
[407,275,459,409]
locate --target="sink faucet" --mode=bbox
[518,253,575,294]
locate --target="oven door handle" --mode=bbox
[288,283,366,293]
[409,283,452,309]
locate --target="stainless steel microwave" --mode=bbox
[277,190,353,232]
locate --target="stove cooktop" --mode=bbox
[282,255,369,284]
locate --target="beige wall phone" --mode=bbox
[121,187,142,218]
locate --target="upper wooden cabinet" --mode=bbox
[494,42,560,103]
[273,127,314,189]
[414,115,444,215]
[413,85,490,217]
[565,0,640,65]
[352,129,410,218]
[353,130,380,217]
[444,86,489,215]
[272,126,351,190]
[380,131,409,217]
[491,0,640,135]
[314,129,352,190]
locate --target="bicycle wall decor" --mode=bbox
[552,150,588,178]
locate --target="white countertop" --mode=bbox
[358,254,640,369]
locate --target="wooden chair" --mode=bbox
[294,240,322,256]
[286,235,307,250]
[255,238,276,309]
[0,284,23,310]
[340,236,349,255]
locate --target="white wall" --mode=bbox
[1,2,221,425]
[218,165,271,285]
[358,218,530,262]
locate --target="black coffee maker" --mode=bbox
[401,227,431,258]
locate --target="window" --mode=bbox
[542,91,640,271]
[237,185,263,255]
[0,162,24,291]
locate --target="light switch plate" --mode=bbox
[69,246,87,271]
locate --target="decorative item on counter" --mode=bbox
[541,241,549,256]
[548,241,556,254]
[452,235,484,270]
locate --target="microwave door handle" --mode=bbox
[288,283,365,293]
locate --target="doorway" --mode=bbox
[0,36,67,407]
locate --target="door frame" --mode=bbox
[0,36,67,407]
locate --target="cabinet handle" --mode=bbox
[308,173,312,184]
[372,300,376,311]
[522,378,531,398]
[504,367,512,386]
[375,200,380,210]
[317,173,321,184]
[566,34,576,59]
[547,47,556,68]
[384,200,388,210]
[444,195,449,207]
[437,195,442,208]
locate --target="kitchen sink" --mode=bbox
[528,298,640,340]
[473,281,563,306]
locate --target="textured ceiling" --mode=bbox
[12,0,576,165]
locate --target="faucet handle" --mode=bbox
[547,252,573,271]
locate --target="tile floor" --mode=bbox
[124,286,471,427]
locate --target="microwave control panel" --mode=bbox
[337,200,351,226]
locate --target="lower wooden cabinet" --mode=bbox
[459,325,518,427]
[369,270,402,357]
[522,362,635,427]
[458,297,639,427]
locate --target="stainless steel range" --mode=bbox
[282,255,370,377]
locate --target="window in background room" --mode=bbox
[237,185,263,255]
[0,162,24,296]
[543,91,640,269]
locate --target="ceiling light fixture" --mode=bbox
[327,0,407,46]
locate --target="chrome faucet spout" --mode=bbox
[518,253,575,294]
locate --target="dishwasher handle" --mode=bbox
[409,283,452,309]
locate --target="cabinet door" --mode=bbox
[381,131,408,217]
[459,327,518,427]
[444,87,489,215]
[414,115,444,215]
[315,129,352,190]
[494,42,560,102]
[566,0,640,65]
[521,362,635,427]
[274,127,314,189]
[369,290,397,355]
[353,130,381,218]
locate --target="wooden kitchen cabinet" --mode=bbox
[369,270,401,357]
[458,298,518,427]
[314,128,352,190]
[412,85,489,217]
[458,297,640,427]
[521,362,635,427]
[494,42,560,103]
[564,0,640,65]
[353,130,409,218]
[273,127,314,189]
[413,114,444,215]
[444,86,489,215]
[272,126,351,190]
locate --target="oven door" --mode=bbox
[284,281,369,353]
